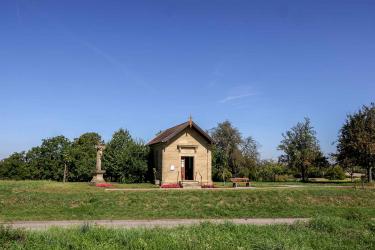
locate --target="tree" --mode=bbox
[211,145,229,181]
[26,136,71,181]
[210,121,243,176]
[309,151,330,178]
[25,146,43,179]
[0,152,28,180]
[70,133,102,181]
[210,121,260,179]
[337,103,375,182]
[103,129,149,183]
[241,136,260,161]
[62,147,74,183]
[278,118,321,182]
[240,136,260,178]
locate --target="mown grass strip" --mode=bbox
[1,216,374,249]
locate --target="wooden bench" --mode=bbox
[230,178,250,187]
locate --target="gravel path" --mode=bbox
[1,218,309,230]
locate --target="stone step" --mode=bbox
[182,185,201,189]
[180,181,201,189]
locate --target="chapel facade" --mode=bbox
[147,118,213,188]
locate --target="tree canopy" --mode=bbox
[278,118,321,182]
[210,120,260,180]
[69,132,102,181]
[103,129,149,183]
[0,152,27,180]
[26,136,71,180]
[337,103,375,182]
[0,130,148,182]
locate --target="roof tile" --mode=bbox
[147,121,212,145]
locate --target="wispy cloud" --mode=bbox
[18,3,153,91]
[73,38,153,90]
[219,92,257,103]
[78,40,125,70]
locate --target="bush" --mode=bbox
[213,168,232,182]
[325,166,346,180]
[257,160,287,181]
[274,175,292,182]
[308,166,325,178]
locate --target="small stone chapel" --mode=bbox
[147,118,213,188]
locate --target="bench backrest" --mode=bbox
[230,178,250,182]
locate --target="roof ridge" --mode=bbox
[163,121,188,132]
[147,120,212,145]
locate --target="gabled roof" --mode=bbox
[147,120,213,145]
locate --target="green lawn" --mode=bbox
[1,217,374,249]
[0,180,374,221]
[214,180,358,188]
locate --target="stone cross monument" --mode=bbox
[91,144,106,184]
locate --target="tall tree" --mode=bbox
[337,103,375,182]
[103,129,149,183]
[241,136,260,161]
[211,145,230,181]
[70,132,102,181]
[278,118,321,182]
[62,146,74,183]
[239,136,260,178]
[25,146,43,179]
[210,121,243,176]
[26,136,71,181]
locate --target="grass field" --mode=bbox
[0,181,374,221]
[1,216,374,249]
[214,180,357,188]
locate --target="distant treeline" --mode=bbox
[1,103,374,183]
[0,129,149,183]
[211,103,375,183]
[210,119,335,182]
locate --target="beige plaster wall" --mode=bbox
[161,127,212,184]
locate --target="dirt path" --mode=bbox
[1,218,309,230]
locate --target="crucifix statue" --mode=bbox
[90,144,106,184]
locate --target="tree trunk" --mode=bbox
[301,166,307,182]
[63,163,67,183]
[368,166,373,183]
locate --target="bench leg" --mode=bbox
[246,182,250,187]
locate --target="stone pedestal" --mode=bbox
[90,144,106,185]
[91,170,106,184]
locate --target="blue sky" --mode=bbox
[1,0,374,160]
